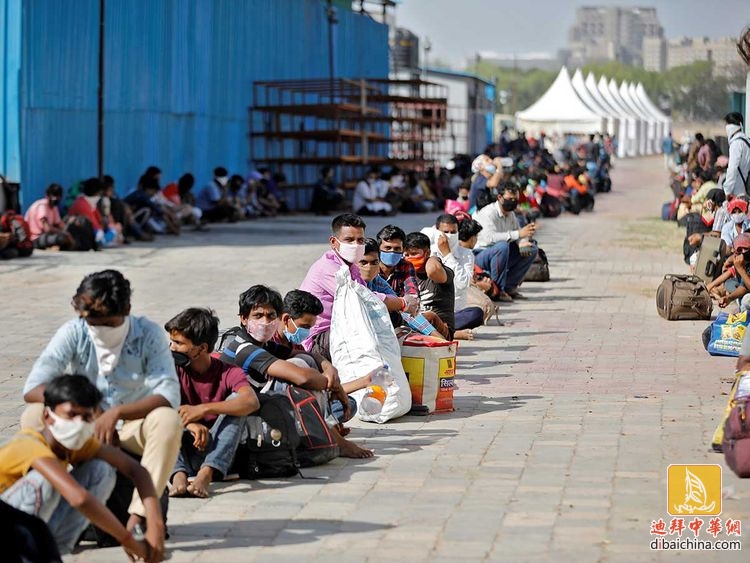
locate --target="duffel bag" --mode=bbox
[656,274,712,320]
[723,385,750,477]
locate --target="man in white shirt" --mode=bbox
[723,112,750,198]
[353,167,392,216]
[472,183,538,301]
[421,214,484,339]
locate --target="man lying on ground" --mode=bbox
[165,308,259,499]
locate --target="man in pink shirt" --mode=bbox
[24,184,74,250]
[299,213,406,361]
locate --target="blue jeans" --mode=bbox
[455,307,485,330]
[1,458,116,554]
[173,412,245,479]
[474,241,538,292]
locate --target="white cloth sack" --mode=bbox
[330,266,412,423]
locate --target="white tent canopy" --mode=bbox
[571,69,617,138]
[515,67,605,135]
[514,66,670,157]
[585,73,626,158]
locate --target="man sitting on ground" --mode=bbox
[358,239,445,340]
[165,308,259,499]
[721,198,750,248]
[469,154,503,212]
[22,269,182,535]
[472,182,538,301]
[299,214,408,361]
[219,285,372,458]
[422,214,484,340]
[2,375,164,560]
[24,184,74,250]
[403,232,456,340]
[195,167,238,223]
[707,233,750,311]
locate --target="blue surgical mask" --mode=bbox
[484,164,497,175]
[284,319,311,345]
[380,251,403,267]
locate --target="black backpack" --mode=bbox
[64,215,99,251]
[233,385,339,479]
[539,193,562,218]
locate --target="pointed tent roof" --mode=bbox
[619,81,652,121]
[608,78,640,120]
[585,73,620,118]
[635,83,670,122]
[597,76,631,119]
[516,67,603,134]
[571,69,610,118]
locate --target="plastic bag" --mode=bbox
[330,266,412,423]
[707,311,749,357]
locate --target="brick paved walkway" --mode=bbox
[0,155,746,562]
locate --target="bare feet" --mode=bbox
[454,329,474,341]
[335,423,351,437]
[169,472,189,497]
[186,466,212,498]
[332,427,374,458]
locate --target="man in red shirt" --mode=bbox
[164,308,259,498]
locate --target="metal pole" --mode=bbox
[326,1,336,103]
[97,0,105,180]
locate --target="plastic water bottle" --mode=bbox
[360,364,393,416]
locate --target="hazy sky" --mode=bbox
[394,0,750,66]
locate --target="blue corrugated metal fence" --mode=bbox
[18,0,388,208]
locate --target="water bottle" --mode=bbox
[360,364,393,416]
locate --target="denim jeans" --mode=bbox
[1,458,116,554]
[173,412,245,479]
[474,241,538,292]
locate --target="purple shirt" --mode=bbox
[299,250,387,350]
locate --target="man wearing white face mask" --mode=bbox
[299,214,406,362]
[421,214,485,340]
[720,199,750,248]
[22,269,181,538]
[195,166,238,223]
[723,112,750,199]
[2,375,164,560]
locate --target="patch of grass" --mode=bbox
[614,218,684,251]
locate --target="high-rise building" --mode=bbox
[567,6,663,67]
[644,36,742,76]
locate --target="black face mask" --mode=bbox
[501,199,518,212]
[171,351,191,367]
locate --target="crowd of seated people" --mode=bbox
[665,113,750,314]
[2,124,622,556]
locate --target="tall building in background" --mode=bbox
[566,6,663,67]
[641,36,741,76]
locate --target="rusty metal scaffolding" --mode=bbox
[249,77,450,206]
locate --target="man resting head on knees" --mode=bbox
[2,375,164,560]
[165,308,259,499]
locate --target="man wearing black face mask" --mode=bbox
[24,183,75,250]
[472,183,538,301]
[164,308,258,498]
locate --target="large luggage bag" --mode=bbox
[694,235,722,284]
[655,274,712,320]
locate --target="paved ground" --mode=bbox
[1,155,746,562]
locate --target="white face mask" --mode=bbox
[733,213,747,224]
[336,240,365,264]
[46,408,95,450]
[443,232,459,250]
[87,317,130,375]
[726,124,742,139]
[216,176,229,187]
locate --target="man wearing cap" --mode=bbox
[468,154,503,212]
[720,199,750,248]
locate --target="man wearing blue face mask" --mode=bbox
[376,224,421,308]
[468,154,504,212]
